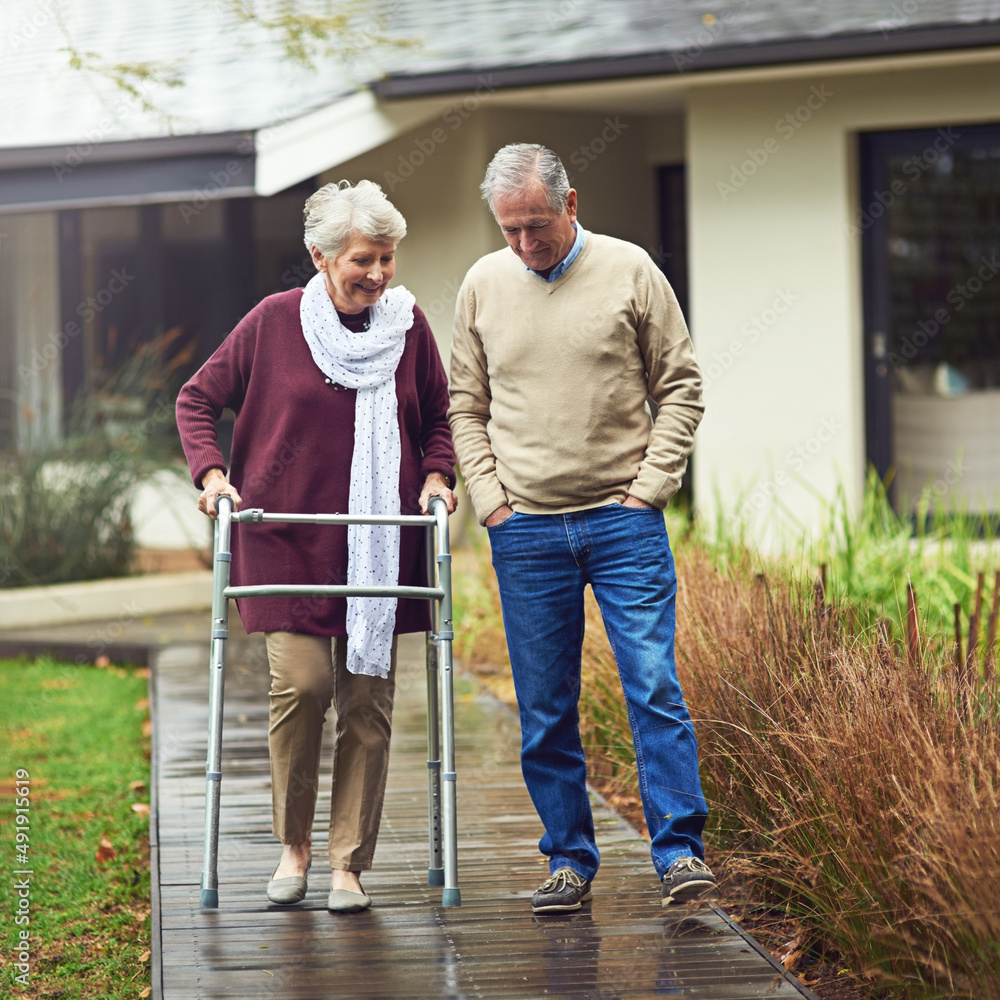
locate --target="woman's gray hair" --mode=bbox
[303,179,407,258]
[480,143,571,217]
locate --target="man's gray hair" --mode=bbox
[480,143,571,216]
[303,179,407,259]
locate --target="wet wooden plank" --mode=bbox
[152,628,814,1000]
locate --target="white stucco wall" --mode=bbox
[686,59,1000,545]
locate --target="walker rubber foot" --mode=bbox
[442,888,461,908]
[428,867,445,887]
[200,888,219,909]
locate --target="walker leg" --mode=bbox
[425,632,444,887]
[431,499,461,907]
[200,500,233,908]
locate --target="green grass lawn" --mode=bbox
[0,656,152,999]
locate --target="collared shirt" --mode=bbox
[527,223,586,283]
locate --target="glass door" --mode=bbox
[860,123,1000,513]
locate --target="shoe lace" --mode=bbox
[671,857,711,876]
[539,868,587,892]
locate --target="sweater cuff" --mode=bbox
[469,478,510,526]
[629,471,678,510]
[420,460,457,490]
[190,451,229,490]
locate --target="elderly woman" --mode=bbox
[176,180,457,913]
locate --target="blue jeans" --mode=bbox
[487,503,707,881]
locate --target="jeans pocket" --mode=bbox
[486,510,520,532]
[615,502,659,513]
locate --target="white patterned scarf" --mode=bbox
[300,273,415,678]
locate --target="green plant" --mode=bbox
[0,330,188,588]
[812,470,998,646]
[0,441,137,587]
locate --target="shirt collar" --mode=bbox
[527,223,586,283]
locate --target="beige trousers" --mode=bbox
[264,632,397,871]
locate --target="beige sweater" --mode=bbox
[448,232,704,524]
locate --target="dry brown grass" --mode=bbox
[453,532,1000,998]
[674,547,1000,999]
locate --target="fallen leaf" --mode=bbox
[96,836,116,864]
[138,949,151,963]
[95,655,111,668]
[775,931,806,971]
[134,667,151,678]
[142,720,153,738]
[139,988,152,998]
[132,803,150,817]
[135,697,149,712]
[130,780,146,792]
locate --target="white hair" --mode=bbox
[480,143,571,217]
[302,179,407,258]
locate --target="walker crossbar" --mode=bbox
[232,509,434,526]
[225,584,444,600]
[199,496,461,909]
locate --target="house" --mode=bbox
[3,0,1000,546]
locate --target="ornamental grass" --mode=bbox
[673,547,1000,998]
[453,488,1000,999]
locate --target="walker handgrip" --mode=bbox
[214,495,234,515]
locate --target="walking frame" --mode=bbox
[198,496,461,909]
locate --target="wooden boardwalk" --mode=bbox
[147,616,815,1000]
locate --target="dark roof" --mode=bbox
[377,0,1000,96]
[2,1,999,155]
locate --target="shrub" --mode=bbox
[0,328,188,587]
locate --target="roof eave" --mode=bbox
[0,131,253,170]
[374,21,1000,99]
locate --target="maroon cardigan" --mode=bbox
[175,288,456,636]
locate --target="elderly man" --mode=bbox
[448,143,716,914]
